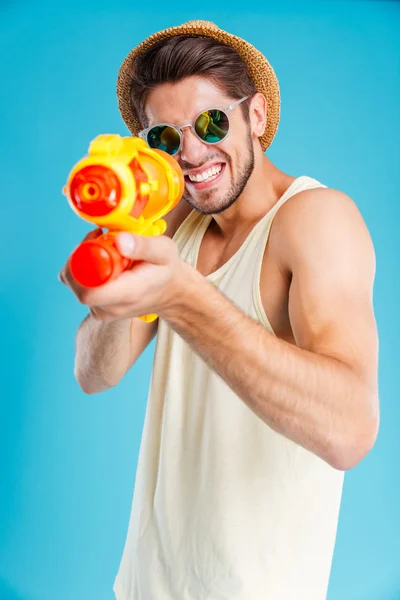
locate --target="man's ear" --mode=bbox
[249,92,267,138]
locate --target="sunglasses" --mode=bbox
[138,96,250,156]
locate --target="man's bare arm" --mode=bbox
[74,316,158,394]
[74,198,193,394]
[160,189,379,471]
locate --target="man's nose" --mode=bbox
[179,126,207,165]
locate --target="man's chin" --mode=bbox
[183,196,238,216]
[182,193,216,214]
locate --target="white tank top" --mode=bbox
[113,176,345,600]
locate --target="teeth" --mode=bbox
[188,164,222,183]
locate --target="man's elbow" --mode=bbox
[74,369,115,395]
[329,410,380,472]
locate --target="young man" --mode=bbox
[59,20,379,600]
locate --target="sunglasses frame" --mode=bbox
[138,96,250,155]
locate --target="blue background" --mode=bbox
[1,1,399,599]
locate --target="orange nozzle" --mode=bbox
[69,164,122,217]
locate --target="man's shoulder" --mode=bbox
[269,184,373,267]
[272,184,363,239]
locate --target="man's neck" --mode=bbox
[211,154,296,241]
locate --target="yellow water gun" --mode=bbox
[63,134,185,322]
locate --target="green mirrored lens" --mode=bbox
[147,125,181,155]
[195,109,229,143]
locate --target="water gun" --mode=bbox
[63,134,185,323]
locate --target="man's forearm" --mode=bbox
[161,265,378,470]
[74,314,132,394]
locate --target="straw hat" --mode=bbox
[116,20,280,152]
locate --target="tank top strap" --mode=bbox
[251,175,327,329]
[173,206,202,247]
[264,174,325,221]
[255,175,327,246]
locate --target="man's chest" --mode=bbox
[195,228,295,344]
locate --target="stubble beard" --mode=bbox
[182,133,255,216]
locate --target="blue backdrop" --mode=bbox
[1,1,399,599]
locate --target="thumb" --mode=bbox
[115,232,173,265]
[116,232,136,256]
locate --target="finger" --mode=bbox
[115,232,176,266]
[78,268,143,307]
[58,257,81,290]
[83,227,103,242]
[58,259,76,286]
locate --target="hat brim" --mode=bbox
[116,20,280,152]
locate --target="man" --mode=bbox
[59,20,379,600]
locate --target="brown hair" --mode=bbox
[129,35,257,128]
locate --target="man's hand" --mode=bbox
[58,229,188,322]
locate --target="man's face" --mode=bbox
[144,76,255,215]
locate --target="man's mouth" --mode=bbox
[184,163,225,189]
